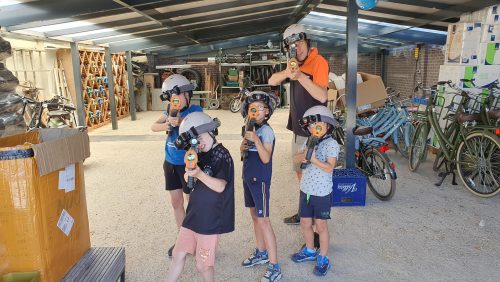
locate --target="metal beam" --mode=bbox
[313,8,447,31]
[126,51,137,121]
[73,23,164,42]
[285,0,323,28]
[70,42,85,127]
[345,0,357,169]
[92,29,173,44]
[0,0,122,27]
[384,0,497,13]
[152,32,281,57]
[104,48,118,130]
[45,17,151,37]
[4,0,198,31]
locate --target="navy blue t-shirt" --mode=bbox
[182,144,235,235]
[164,105,203,165]
[243,123,275,182]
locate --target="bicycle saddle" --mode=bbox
[353,126,373,135]
[456,112,481,123]
[357,110,376,118]
[488,109,500,120]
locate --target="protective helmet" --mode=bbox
[283,24,308,48]
[176,112,221,150]
[161,74,194,100]
[179,112,220,136]
[300,105,337,131]
[240,90,277,119]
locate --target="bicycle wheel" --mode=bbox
[362,148,396,201]
[408,122,429,172]
[394,122,415,159]
[229,97,242,113]
[456,131,500,197]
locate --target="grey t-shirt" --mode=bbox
[300,137,340,196]
[248,124,275,151]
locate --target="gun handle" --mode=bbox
[288,58,299,72]
[187,174,195,189]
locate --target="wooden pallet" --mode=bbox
[61,247,125,282]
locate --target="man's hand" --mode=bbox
[168,116,180,127]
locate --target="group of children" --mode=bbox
[152,73,340,282]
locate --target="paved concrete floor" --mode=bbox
[84,109,500,282]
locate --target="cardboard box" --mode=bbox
[479,42,500,65]
[0,129,91,282]
[485,5,500,24]
[329,72,388,113]
[445,23,481,64]
[227,74,239,82]
[481,24,500,43]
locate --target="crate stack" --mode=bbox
[435,4,500,147]
[79,51,129,129]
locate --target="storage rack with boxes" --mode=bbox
[218,44,285,106]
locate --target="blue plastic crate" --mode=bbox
[331,168,366,207]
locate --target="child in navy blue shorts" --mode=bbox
[239,91,282,282]
[291,105,339,277]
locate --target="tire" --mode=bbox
[363,148,396,201]
[394,122,415,159]
[456,131,500,197]
[179,68,202,90]
[408,122,429,172]
[229,97,242,113]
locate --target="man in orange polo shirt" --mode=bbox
[269,24,329,227]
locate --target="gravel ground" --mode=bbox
[84,109,500,282]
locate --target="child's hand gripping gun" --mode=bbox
[300,123,326,169]
[241,104,259,161]
[166,96,181,135]
[184,147,199,189]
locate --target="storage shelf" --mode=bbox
[220,63,250,67]
[247,49,281,53]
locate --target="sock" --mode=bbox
[317,255,329,265]
[271,263,281,270]
[305,247,316,255]
[257,249,268,256]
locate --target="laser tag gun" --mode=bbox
[241,104,259,161]
[184,148,199,189]
[288,43,299,72]
[300,122,326,169]
[166,96,181,135]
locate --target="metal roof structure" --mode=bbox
[0,0,498,56]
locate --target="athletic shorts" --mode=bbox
[243,179,271,217]
[173,227,220,267]
[163,160,190,194]
[299,191,332,220]
[292,134,308,172]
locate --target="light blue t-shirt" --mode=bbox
[165,105,203,165]
[300,137,340,196]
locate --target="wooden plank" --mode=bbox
[95,248,122,281]
[85,248,118,282]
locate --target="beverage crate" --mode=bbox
[331,168,367,207]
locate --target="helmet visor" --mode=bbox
[283,32,307,47]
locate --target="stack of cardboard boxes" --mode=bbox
[441,4,500,90]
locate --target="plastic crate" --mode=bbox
[331,168,366,207]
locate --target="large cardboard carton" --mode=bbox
[0,129,91,282]
[481,24,500,43]
[479,42,500,65]
[445,23,481,64]
[485,4,500,24]
[329,72,388,113]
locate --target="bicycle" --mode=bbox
[20,94,78,130]
[332,114,397,201]
[408,80,500,197]
[356,89,415,159]
[228,80,281,113]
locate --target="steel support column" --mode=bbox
[126,51,137,121]
[345,0,358,168]
[70,42,85,127]
[104,48,118,130]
